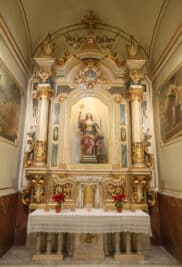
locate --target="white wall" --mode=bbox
[158,140,182,197]
[0,0,30,64]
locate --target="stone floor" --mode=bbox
[0,246,181,267]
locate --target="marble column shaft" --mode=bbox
[33,84,53,166]
[129,86,145,167]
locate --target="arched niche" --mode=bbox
[71,96,109,163]
[62,88,113,167]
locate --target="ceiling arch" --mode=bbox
[1,0,181,75]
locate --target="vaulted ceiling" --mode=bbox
[21,0,164,55]
[0,0,181,75]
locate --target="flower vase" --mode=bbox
[55,204,61,213]
[116,206,122,213]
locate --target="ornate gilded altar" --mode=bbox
[22,12,156,264]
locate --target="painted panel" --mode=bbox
[54,103,60,124]
[51,144,58,167]
[121,144,127,168]
[121,127,126,142]
[0,63,21,142]
[159,67,182,142]
[120,104,126,125]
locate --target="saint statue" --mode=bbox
[78,111,104,163]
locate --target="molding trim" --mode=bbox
[0,188,18,197]
[17,0,32,56]
[151,25,182,80]
[0,14,31,77]
[149,0,168,58]
[159,188,182,199]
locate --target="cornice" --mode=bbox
[151,25,182,80]
[159,187,182,199]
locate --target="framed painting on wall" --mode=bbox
[0,61,22,143]
[159,66,182,143]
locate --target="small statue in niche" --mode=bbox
[78,111,105,163]
[83,184,95,209]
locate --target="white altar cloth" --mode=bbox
[28,209,152,235]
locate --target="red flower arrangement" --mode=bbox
[52,193,65,206]
[112,193,126,208]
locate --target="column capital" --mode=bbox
[128,86,144,101]
[37,84,53,100]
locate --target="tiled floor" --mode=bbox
[0,245,180,266]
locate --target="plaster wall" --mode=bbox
[151,0,182,68]
[157,140,182,197]
[0,0,30,64]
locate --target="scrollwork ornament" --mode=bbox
[132,176,149,204]
[132,142,145,165]
[113,95,122,104]
[31,175,45,204]
[59,94,67,103]
[74,59,107,89]
[129,69,143,85]
[129,87,144,101]
[33,141,47,165]
[37,85,53,99]
[147,188,156,206]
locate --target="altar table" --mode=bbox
[27,209,152,263]
[28,208,151,234]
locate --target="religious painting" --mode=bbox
[0,62,21,143]
[159,67,182,142]
[71,97,109,164]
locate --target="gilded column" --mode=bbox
[33,58,55,166]
[127,60,146,167]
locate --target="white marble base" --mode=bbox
[114,253,144,264]
[32,253,63,264]
[73,233,105,260]
[0,245,180,266]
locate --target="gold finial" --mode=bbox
[127,35,139,58]
[41,33,56,56]
[82,11,99,33]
